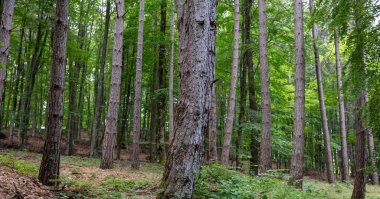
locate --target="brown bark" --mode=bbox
[221,0,240,166]
[38,0,68,186]
[100,0,124,169]
[131,0,145,169]
[157,0,215,196]
[157,0,167,163]
[0,0,15,112]
[168,0,175,143]
[309,0,335,183]
[334,28,349,182]
[368,128,379,185]
[259,0,272,173]
[90,0,111,157]
[290,0,306,189]
[207,1,217,162]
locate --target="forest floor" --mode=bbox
[0,134,380,198]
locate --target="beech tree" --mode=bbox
[38,0,68,186]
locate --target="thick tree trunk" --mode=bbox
[290,0,306,189]
[90,0,111,157]
[100,0,124,169]
[309,0,335,183]
[168,0,175,143]
[0,0,15,112]
[259,0,272,173]
[38,0,68,186]
[131,0,145,169]
[221,0,240,166]
[334,28,349,182]
[351,93,366,199]
[157,0,215,196]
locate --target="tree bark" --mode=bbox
[157,0,215,196]
[0,0,15,113]
[168,0,175,144]
[290,0,306,189]
[207,0,217,162]
[221,0,240,166]
[259,0,272,173]
[90,0,111,157]
[38,0,68,186]
[131,0,145,169]
[309,0,335,183]
[100,0,124,169]
[368,128,379,185]
[334,28,349,182]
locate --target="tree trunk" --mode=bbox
[221,0,240,166]
[100,0,124,169]
[207,0,217,162]
[351,92,366,199]
[259,0,272,173]
[368,128,379,185]
[290,0,306,189]
[38,0,68,186]
[236,55,246,168]
[334,28,349,182]
[131,0,145,169]
[309,0,335,183]
[0,0,15,112]
[157,0,215,196]
[157,0,167,163]
[90,0,111,157]
[168,0,175,143]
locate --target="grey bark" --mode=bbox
[290,0,306,189]
[0,0,15,120]
[168,0,175,143]
[157,0,215,196]
[100,0,124,169]
[38,0,68,186]
[259,0,272,173]
[368,128,379,185]
[131,0,145,169]
[334,28,349,182]
[221,0,240,166]
[309,0,335,183]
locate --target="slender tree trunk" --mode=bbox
[158,0,215,196]
[334,28,349,182]
[157,0,167,163]
[309,0,335,183]
[236,57,246,168]
[149,13,158,162]
[168,0,175,143]
[9,19,25,145]
[290,0,306,189]
[131,0,145,169]
[100,0,124,169]
[259,0,272,173]
[90,0,111,157]
[38,0,68,186]
[221,0,240,166]
[368,128,379,185]
[0,0,15,112]
[207,0,217,162]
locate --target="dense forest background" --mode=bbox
[0,0,379,198]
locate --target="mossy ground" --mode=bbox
[1,150,379,198]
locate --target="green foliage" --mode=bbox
[194,164,322,199]
[0,153,38,176]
